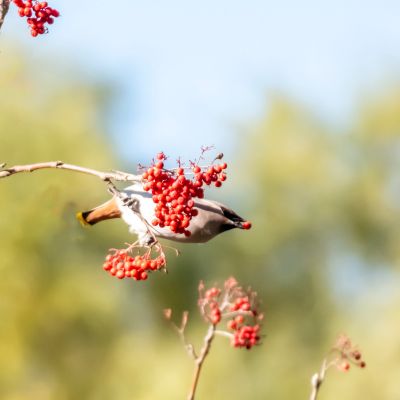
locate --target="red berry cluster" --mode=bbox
[204,287,222,325]
[103,249,166,281]
[13,0,59,37]
[231,324,260,349]
[198,278,263,350]
[230,296,252,312]
[142,152,228,236]
[227,296,260,349]
[333,335,366,371]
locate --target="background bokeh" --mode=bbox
[1,2,400,399]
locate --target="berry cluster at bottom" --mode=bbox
[103,250,166,281]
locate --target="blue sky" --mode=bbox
[4,0,400,160]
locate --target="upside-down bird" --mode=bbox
[76,183,250,245]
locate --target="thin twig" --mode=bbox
[168,313,217,400]
[188,324,215,400]
[171,312,198,360]
[220,310,253,319]
[0,161,141,182]
[214,330,233,339]
[0,0,10,31]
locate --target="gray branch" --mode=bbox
[0,0,11,32]
[0,161,141,182]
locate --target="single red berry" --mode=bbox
[116,270,125,279]
[340,361,350,372]
[228,320,237,330]
[51,9,59,17]
[103,263,111,271]
[242,221,252,230]
[140,271,148,280]
[235,315,244,324]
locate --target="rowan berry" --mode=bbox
[339,361,350,372]
[227,320,237,330]
[205,287,220,299]
[242,221,252,230]
[235,315,244,325]
[210,308,221,325]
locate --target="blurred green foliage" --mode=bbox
[1,50,400,400]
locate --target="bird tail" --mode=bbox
[76,198,121,226]
[76,210,91,226]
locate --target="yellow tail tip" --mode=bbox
[76,211,90,227]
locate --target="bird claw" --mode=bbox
[123,197,140,212]
[144,236,156,247]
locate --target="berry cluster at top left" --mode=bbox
[13,0,59,37]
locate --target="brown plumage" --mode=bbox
[76,197,121,226]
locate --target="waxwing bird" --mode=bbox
[77,183,249,245]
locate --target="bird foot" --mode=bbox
[123,197,140,212]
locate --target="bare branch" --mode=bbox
[167,313,216,399]
[187,324,215,400]
[0,161,141,182]
[309,359,327,400]
[0,0,11,31]
[167,311,198,360]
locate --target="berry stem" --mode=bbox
[220,310,253,319]
[214,330,234,339]
[188,324,215,400]
[0,0,11,30]
[309,358,327,400]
